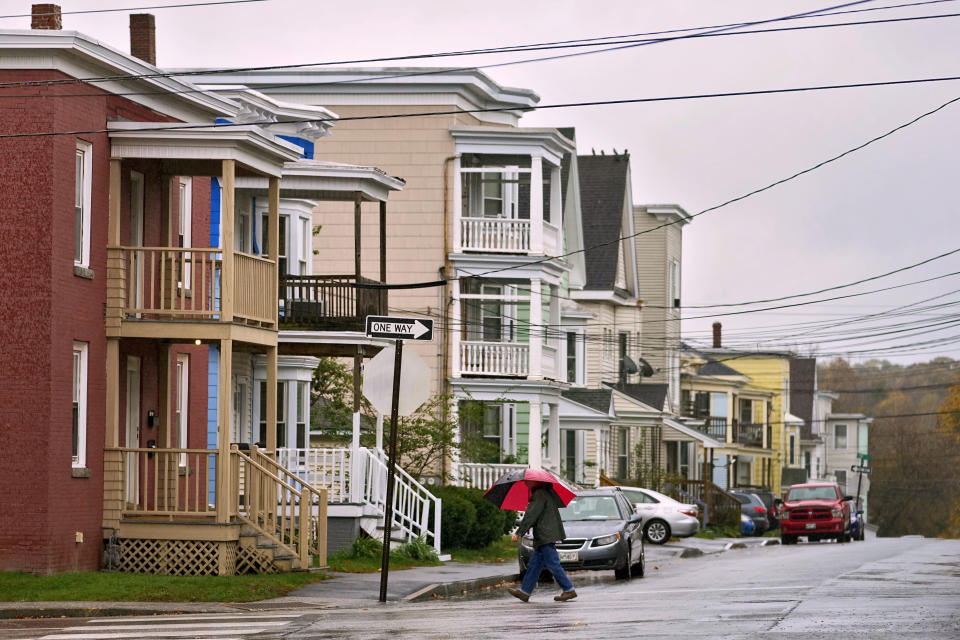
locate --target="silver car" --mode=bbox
[618,486,701,544]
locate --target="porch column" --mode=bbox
[451,277,461,378]
[350,348,362,503]
[547,403,560,473]
[216,338,233,523]
[530,155,543,253]
[268,177,280,326]
[354,191,362,280]
[527,399,542,469]
[448,399,460,484]
[105,339,120,448]
[529,278,542,379]
[379,200,387,284]
[220,160,235,322]
[451,154,462,252]
[550,164,562,228]
[265,346,277,452]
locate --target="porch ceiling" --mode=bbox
[108,123,303,177]
[235,160,405,202]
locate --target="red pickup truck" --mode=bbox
[777,483,852,545]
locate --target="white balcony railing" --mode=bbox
[457,462,527,489]
[543,221,561,256]
[460,341,529,377]
[460,217,530,253]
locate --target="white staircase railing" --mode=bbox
[277,447,442,554]
[458,462,527,489]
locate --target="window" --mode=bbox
[616,429,628,478]
[278,216,288,275]
[300,218,309,275]
[565,331,583,385]
[804,451,812,476]
[670,259,680,308]
[72,342,88,467]
[736,460,751,485]
[835,424,848,449]
[789,432,797,466]
[178,178,192,288]
[259,381,287,448]
[175,355,189,465]
[740,398,753,424]
[236,199,251,253]
[74,141,92,268]
[835,469,847,494]
[296,381,308,449]
[232,377,249,444]
[617,332,629,384]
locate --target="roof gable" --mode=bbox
[577,154,630,291]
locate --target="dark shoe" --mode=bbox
[508,588,530,602]
[554,590,577,602]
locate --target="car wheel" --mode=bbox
[631,543,645,578]
[643,519,671,545]
[781,534,796,545]
[614,547,633,580]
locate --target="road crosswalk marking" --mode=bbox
[38,612,303,640]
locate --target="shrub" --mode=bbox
[432,486,517,550]
[395,536,438,561]
[431,486,477,550]
[351,534,384,558]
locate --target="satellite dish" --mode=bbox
[622,355,639,375]
[636,357,655,377]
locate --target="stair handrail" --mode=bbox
[368,448,442,554]
[251,447,329,563]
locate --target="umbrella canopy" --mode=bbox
[482,468,576,511]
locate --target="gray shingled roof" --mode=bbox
[577,154,629,290]
[605,382,668,411]
[699,360,743,376]
[562,388,612,414]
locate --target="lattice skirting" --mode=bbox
[236,542,280,575]
[117,538,237,576]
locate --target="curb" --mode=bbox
[0,602,237,619]
[402,573,519,603]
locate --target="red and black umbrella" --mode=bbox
[482,468,576,511]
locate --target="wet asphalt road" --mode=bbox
[283,536,960,639]
[2,536,957,638]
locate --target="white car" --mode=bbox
[618,486,701,544]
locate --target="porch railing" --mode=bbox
[460,341,529,377]
[457,462,527,489]
[736,422,764,447]
[115,247,275,326]
[366,449,442,553]
[276,447,352,503]
[543,221,561,255]
[279,275,387,329]
[232,446,328,568]
[106,447,217,518]
[696,417,727,441]
[665,479,740,528]
[460,217,530,253]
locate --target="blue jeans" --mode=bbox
[521,543,575,595]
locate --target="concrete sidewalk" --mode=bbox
[0,536,776,618]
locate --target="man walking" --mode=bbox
[509,480,577,602]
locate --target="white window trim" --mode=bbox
[74,141,93,268]
[178,178,192,288]
[72,342,89,468]
[176,354,189,465]
[565,329,585,386]
[834,423,848,450]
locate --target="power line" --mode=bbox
[0,0,268,19]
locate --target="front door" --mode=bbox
[125,356,141,505]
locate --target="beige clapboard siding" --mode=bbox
[307,105,498,393]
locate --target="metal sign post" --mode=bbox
[851,463,871,511]
[379,338,403,603]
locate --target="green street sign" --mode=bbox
[857,453,871,461]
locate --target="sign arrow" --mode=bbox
[365,315,434,341]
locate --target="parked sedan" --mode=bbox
[618,486,700,545]
[518,488,645,580]
[847,499,865,541]
[729,490,770,536]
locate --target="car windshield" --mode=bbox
[559,496,622,521]
[786,486,838,501]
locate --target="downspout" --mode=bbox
[440,156,457,482]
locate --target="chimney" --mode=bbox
[712,322,722,348]
[31,4,62,30]
[129,14,156,65]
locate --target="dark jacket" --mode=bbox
[515,487,567,547]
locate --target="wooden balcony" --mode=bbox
[278,274,387,332]
[736,422,765,448]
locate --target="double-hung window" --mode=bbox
[178,178,192,289]
[834,424,848,449]
[176,355,189,465]
[565,331,583,385]
[72,342,88,468]
[74,141,92,269]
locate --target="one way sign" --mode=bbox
[365,316,434,341]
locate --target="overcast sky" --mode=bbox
[15,0,960,364]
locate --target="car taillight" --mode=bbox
[754,506,766,514]
[680,508,698,518]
